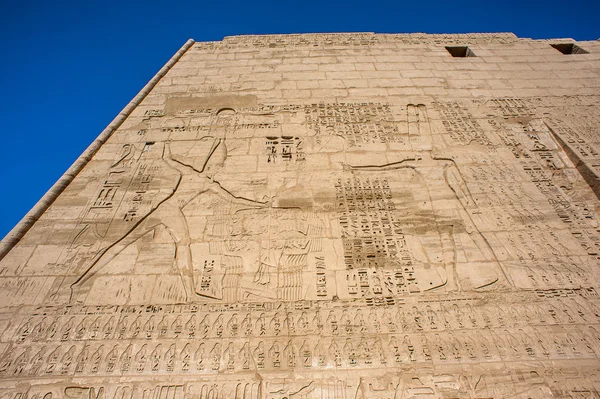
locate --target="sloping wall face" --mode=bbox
[1,32,600,398]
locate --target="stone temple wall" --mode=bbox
[1,32,600,398]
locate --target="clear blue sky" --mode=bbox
[0,0,598,239]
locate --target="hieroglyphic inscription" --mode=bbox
[123,161,157,222]
[434,101,491,145]
[304,103,402,145]
[2,32,600,396]
[335,177,417,297]
[488,101,600,260]
[265,136,305,163]
[1,294,600,380]
[486,98,535,118]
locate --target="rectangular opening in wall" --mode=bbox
[445,46,476,57]
[551,43,589,54]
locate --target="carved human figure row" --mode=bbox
[11,298,600,344]
[3,326,600,377]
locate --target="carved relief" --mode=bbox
[1,33,600,396]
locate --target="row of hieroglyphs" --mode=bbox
[3,366,599,399]
[3,325,600,378]
[5,295,600,342]
[143,99,599,170]
[158,102,402,147]
[189,32,519,50]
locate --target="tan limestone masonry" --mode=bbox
[1,32,600,398]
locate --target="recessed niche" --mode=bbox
[445,46,476,57]
[551,43,589,55]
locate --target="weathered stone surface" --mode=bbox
[1,32,600,398]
